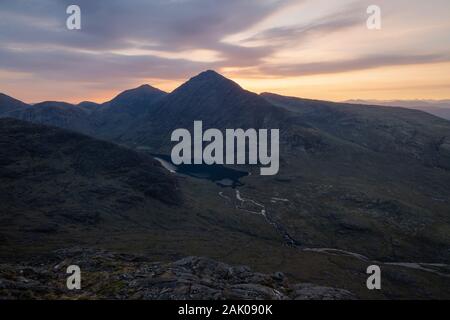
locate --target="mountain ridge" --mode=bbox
[344,99,450,120]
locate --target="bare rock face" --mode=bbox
[0,248,355,300]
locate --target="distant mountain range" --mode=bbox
[345,99,450,120]
[1,70,450,299]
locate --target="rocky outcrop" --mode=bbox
[0,248,354,300]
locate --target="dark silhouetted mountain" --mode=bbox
[93,84,168,139]
[149,70,284,127]
[119,70,313,152]
[77,101,102,111]
[105,84,167,113]
[33,101,76,109]
[0,85,167,139]
[0,93,29,114]
[3,101,97,135]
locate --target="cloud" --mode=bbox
[1,0,450,102]
[240,4,364,46]
[0,0,295,83]
[0,46,209,82]
[260,54,450,77]
[0,0,291,55]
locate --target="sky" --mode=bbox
[0,0,450,103]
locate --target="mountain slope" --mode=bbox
[255,92,450,262]
[103,84,167,114]
[418,107,450,120]
[0,93,29,114]
[262,92,450,169]
[0,118,181,257]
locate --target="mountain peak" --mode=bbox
[196,69,222,78]
[143,69,283,130]
[109,84,167,106]
[192,70,232,82]
[135,84,160,91]
[101,84,167,117]
[126,84,166,95]
[177,70,243,94]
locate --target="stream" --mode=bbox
[228,189,450,278]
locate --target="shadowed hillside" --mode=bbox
[0,118,181,258]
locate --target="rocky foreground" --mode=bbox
[0,248,354,300]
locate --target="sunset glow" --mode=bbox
[1,0,449,103]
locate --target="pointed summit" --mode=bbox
[134,84,164,93]
[194,70,227,80]
[180,70,243,92]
